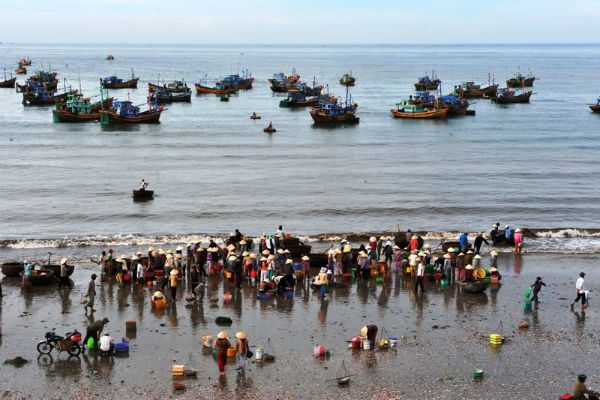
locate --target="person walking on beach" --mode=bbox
[215,331,231,376]
[414,258,425,293]
[58,257,70,289]
[235,331,249,371]
[84,274,97,314]
[317,267,328,299]
[530,277,546,307]
[571,272,588,311]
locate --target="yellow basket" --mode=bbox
[475,268,486,279]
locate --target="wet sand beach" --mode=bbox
[0,252,598,399]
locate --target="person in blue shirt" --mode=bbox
[459,232,469,253]
[505,226,513,244]
[22,260,33,288]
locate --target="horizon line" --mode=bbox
[2,41,600,46]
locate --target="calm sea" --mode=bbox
[1,43,600,251]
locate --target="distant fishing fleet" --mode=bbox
[0,56,597,131]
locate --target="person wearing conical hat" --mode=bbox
[464,250,474,267]
[235,331,249,370]
[334,248,343,278]
[473,233,489,255]
[214,331,231,375]
[316,267,328,299]
[301,255,311,279]
[415,257,425,293]
[490,249,498,267]
[164,253,175,290]
[206,245,214,276]
[392,245,402,273]
[408,235,419,252]
[513,228,524,254]
[455,252,465,281]
[464,264,474,281]
[259,256,269,283]
[57,257,71,290]
[357,250,370,280]
[443,251,454,282]
[169,269,181,300]
[472,254,482,268]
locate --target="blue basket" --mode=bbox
[114,342,129,353]
[257,293,273,300]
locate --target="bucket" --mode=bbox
[153,299,167,310]
[125,320,137,331]
[255,347,264,361]
[473,369,484,379]
[375,276,383,284]
[351,337,361,349]
[440,279,448,286]
[223,293,232,302]
[523,300,532,312]
[87,337,95,349]
[313,345,326,357]
[389,336,398,348]
[225,271,232,279]
[491,276,499,285]
[351,268,357,279]
[227,347,237,358]
[474,269,486,279]
[114,342,129,353]
[370,269,378,278]
[361,337,371,350]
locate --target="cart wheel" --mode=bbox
[37,342,53,354]
[68,344,81,356]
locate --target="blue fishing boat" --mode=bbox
[439,95,470,116]
[414,72,441,91]
[310,88,358,125]
[100,99,163,124]
[102,69,138,89]
[221,70,254,90]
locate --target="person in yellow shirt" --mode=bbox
[317,267,328,299]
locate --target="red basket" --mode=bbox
[71,333,82,343]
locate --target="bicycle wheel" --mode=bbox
[68,344,81,356]
[37,342,53,354]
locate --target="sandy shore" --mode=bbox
[0,252,598,399]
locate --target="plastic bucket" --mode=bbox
[87,337,95,349]
[227,347,237,358]
[115,342,129,353]
[523,300,532,311]
[351,337,361,349]
[255,347,264,361]
[362,337,371,350]
[389,336,398,348]
[474,269,486,279]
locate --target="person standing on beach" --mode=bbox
[169,269,181,301]
[215,331,231,376]
[530,277,546,307]
[58,257,70,289]
[317,267,328,299]
[514,229,524,254]
[473,233,489,254]
[84,274,97,314]
[97,251,107,282]
[571,272,588,310]
[459,232,469,253]
[106,249,114,281]
[414,258,425,292]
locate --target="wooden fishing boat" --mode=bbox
[440,95,470,116]
[53,108,101,123]
[221,71,254,90]
[194,82,238,95]
[263,126,276,133]
[391,100,448,119]
[491,89,532,104]
[101,75,139,89]
[460,281,489,294]
[19,58,32,66]
[279,90,319,108]
[310,106,359,124]
[100,100,163,124]
[28,71,58,83]
[506,72,535,88]
[414,73,440,91]
[22,89,78,106]
[21,269,57,286]
[148,80,189,93]
[0,77,16,88]
[268,70,300,85]
[220,95,229,102]
[150,89,191,103]
[17,80,58,93]
[339,72,356,86]
[454,82,499,98]
[589,98,600,113]
[15,66,27,74]
[2,262,74,278]
[52,94,113,123]
[133,189,154,200]
[250,114,261,120]
[106,55,115,61]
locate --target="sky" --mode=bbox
[0,0,598,44]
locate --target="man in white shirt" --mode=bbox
[99,332,114,355]
[414,258,425,293]
[571,272,587,310]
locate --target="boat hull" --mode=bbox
[103,77,139,89]
[101,109,163,124]
[461,84,499,98]
[148,82,189,93]
[195,84,238,95]
[590,104,600,113]
[53,109,100,122]
[460,281,489,294]
[310,110,359,125]
[279,98,319,108]
[2,262,74,278]
[151,92,191,103]
[414,82,439,91]
[491,92,532,104]
[22,270,57,286]
[22,90,78,106]
[390,108,448,119]
[16,80,58,93]
[133,189,154,200]
[0,77,16,88]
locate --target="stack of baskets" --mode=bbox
[489,333,503,346]
[172,365,185,378]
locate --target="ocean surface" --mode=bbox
[1,43,600,251]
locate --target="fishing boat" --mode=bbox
[390,99,448,119]
[19,58,32,66]
[0,70,16,88]
[22,88,78,106]
[268,69,300,85]
[21,269,56,286]
[279,90,319,108]
[100,100,163,124]
[28,70,58,83]
[17,80,58,93]
[221,70,254,90]
[339,71,356,86]
[454,81,499,98]
[150,88,192,103]
[440,95,470,116]
[414,72,441,91]
[106,55,115,61]
[101,70,139,89]
[310,101,359,125]
[194,80,238,95]
[1,261,74,278]
[491,88,532,104]
[133,189,154,200]
[460,281,489,294]
[589,98,600,113]
[506,71,535,88]
[15,65,27,74]
[52,93,113,123]
[263,124,276,133]
[412,91,437,108]
[148,80,189,93]
[220,95,229,102]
